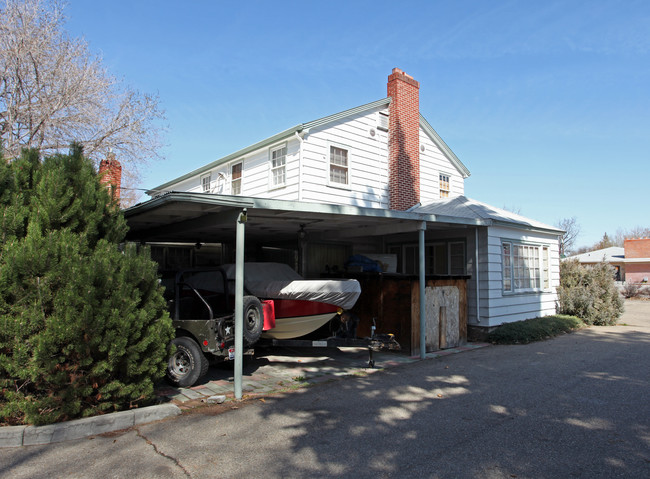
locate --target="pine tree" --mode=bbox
[0,146,173,426]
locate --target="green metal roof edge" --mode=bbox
[147,125,303,194]
[419,114,471,178]
[301,97,391,130]
[124,192,256,217]
[125,191,490,227]
[490,219,564,236]
[148,98,392,195]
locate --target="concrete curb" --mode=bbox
[0,403,181,448]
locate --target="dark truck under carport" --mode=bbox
[161,268,264,387]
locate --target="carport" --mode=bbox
[124,192,485,397]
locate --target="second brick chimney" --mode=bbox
[99,152,122,204]
[387,68,420,211]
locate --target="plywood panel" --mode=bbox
[346,273,468,355]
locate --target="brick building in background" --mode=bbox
[623,238,650,283]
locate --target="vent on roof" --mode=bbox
[377,112,389,131]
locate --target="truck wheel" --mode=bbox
[242,296,264,346]
[166,337,207,388]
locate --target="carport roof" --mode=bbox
[123,192,489,244]
[414,196,563,235]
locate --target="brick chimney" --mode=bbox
[99,152,122,203]
[387,67,420,210]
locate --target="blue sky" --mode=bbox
[64,0,649,249]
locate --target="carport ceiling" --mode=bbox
[123,192,483,244]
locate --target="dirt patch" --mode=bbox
[174,392,287,417]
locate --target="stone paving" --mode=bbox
[156,342,490,404]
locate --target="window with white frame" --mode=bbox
[231,162,242,195]
[502,241,550,292]
[201,173,212,192]
[439,174,450,198]
[542,246,550,289]
[270,144,287,188]
[329,146,349,185]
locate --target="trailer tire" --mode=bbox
[166,337,207,388]
[242,296,264,346]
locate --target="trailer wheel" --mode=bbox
[242,296,264,346]
[166,337,207,387]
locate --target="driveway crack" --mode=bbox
[135,427,192,478]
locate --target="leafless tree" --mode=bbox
[614,226,650,245]
[556,216,580,256]
[0,0,165,204]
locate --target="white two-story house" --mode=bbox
[126,68,562,345]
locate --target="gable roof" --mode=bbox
[565,247,625,263]
[420,115,470,178]
[414,196,563,235]
[148,98,470,194]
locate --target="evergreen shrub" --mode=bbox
[557,259,624,326]
[0,147,173,426]
[488,315,584,344]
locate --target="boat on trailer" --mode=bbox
[221,262,361,339]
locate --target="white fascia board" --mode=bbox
[490,219,564,237]
[623,258,650,263]
[419,114,471,178]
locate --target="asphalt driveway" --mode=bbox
[2,300,649,478]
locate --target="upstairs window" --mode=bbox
[329,146,349,185]
[201,173,211,192]
[270,144,287,188]
[439,174,450,198]
[231,162,242,195]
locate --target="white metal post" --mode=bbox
[234,209,247,399]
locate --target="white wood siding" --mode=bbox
[470,226,561,327]
[419,129,465,203]
[158,108,466,209]
[157,139,302,201]
[300,108,389,208]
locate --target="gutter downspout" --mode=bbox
[475,227,481,323]
[419,221,427,359]
[295,130,308,202]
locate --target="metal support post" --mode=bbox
[234,209,247,399]
[419,221,427,359]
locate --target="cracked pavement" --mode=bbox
[2,300,649,478]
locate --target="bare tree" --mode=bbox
[614,226,650,245]
[556,216,580,257]
[0,0,165,204]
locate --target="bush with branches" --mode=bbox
[621,282,640,299]
[557,260,624,326]
[0,147,173,426]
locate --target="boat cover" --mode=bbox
[222,263,361,310]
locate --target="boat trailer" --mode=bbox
[261,331,401,368]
